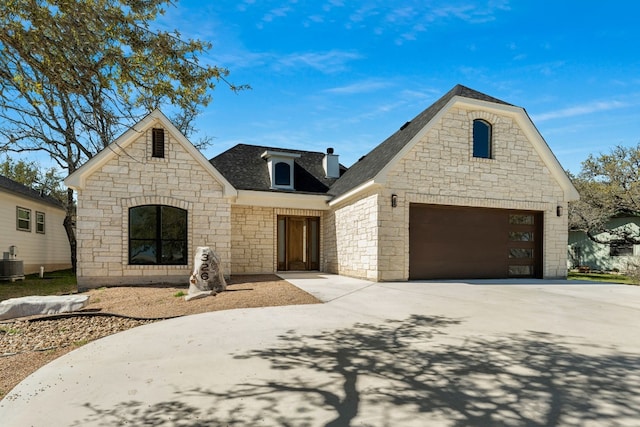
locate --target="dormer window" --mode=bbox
[261,150,301,190]
[274,162,291,186]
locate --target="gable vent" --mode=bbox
[152,128,165,158]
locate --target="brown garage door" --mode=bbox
[409,204,543,280]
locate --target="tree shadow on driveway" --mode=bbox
[75,315,640,426]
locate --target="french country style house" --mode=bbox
[65,85,579,288]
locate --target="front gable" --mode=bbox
[65,110,236,197]
[329,85,579,206]
[64,110,235,287]
[382,97,579,205]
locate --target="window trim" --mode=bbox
[261,150,300,190]
[472,119,492,159]
[36,211,45,234]
[128,205,188,265]
[16,206,31,232]
[274,162,291,186]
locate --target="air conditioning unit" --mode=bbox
[0,259,25,282]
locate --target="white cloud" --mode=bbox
[324,79,393,94]
[306,14,324,23]
[533,100,628,122]
[210,49,361,74]
[276,50,362,73]
[262,6,292,23]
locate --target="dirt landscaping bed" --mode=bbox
[0,275,320,400]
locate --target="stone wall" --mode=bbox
[382,106,569,280]
[231,206,325,273]
[75,126,231,288]
[325,190,379,280]
[231,206,274,273]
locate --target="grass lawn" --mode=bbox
[567,271,637,285]
[0,269,77,301]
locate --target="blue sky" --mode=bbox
[158,1,639,174]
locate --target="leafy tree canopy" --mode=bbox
[0,0,247,271]
[0,0,246,169]
[569,144,640,244]
[0,156,66,203]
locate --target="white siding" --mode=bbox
[0,191,71,274]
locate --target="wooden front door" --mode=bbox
[278,216,320,271]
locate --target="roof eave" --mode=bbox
[235,189,331,210]
[328,180,381,207]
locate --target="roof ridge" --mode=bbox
[211,143,328,161]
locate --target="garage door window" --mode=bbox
[507,213,539,278]
[509,231,534,241]
[509,214,534,225]
[509,248,533,258]
[508,265,533,276]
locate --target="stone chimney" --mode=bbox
[323,147,340,178]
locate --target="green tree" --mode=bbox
[0,0,247,270]
[569,144,640,244]
[0,156,66,202]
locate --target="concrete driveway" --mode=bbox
[1,274,639,426]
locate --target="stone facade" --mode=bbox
[74,126,231,288]
[231,205,325,274]
[324,191,379,280]
[69,90,576,286]
[328,105,570,281]
[231,206,274,274]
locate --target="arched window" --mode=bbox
[274,162,291,186]
[473,119,492,159]
[129,205,187,265]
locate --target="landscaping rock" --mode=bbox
[186,247,226,301]
[0,295,90,321]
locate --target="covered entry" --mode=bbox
[277,216,320,271]
[409,204,543,279]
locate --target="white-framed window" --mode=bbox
[274,162,291,186]
[17,207,31,231]
[36,211,45,234]
[261,150,300,190]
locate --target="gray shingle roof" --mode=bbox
[0,174,65,209]
[209,85,512,199]
[328,84,513,196]
[210,144,346,194]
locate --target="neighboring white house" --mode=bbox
[0,175,72,275]
[65,85,579,288]
[568,216,640,272]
